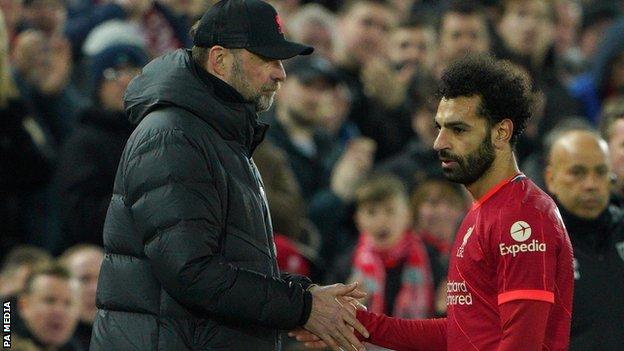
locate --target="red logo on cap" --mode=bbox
[275,14,283,34]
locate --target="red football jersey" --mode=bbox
[446,173,573,350]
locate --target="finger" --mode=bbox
[342,310,370,339]
[344,288,367,299]
[330,325,356,351]
[332,282,358,295]
[336,322,366,351]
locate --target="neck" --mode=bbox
[466,150,520,201]
[276,105,314,140]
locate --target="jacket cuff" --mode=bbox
[299,290,313,326]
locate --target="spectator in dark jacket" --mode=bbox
[52,44,147,252]
[0,11,54,262]
[545,128,624,350]
[265,55,343,200]
[91,1,368,350]
[570,18,624,123]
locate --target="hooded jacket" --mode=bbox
[90,49,312,351]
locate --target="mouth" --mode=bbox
[374,229,391,241]
[439,158,457,168]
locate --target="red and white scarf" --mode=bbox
[352,230,434,318]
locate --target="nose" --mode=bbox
[272,60,286,82]
[582,171,602,191]
[433,128,448,152]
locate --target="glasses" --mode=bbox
[103,67,141,81]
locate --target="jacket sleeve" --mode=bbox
[125,128,309,329]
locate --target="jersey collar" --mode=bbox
[471,173,525,210]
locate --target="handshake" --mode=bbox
[289,282,369,351]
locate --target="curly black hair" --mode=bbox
[438,54,533,146]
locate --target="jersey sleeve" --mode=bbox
[489,202,566,305]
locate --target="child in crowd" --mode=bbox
[349,174,434,319]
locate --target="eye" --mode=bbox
[569,167,586,178]
[452,127,466,134]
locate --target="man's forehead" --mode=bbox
[550,132,610,165]
[435,96,482,123]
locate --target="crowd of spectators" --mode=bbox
[1,0,624,350]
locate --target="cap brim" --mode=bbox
[247,40,314,60]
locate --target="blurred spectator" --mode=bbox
[0,245,52,299]
[495,0,581,159]
[389,18,436,79]
[578,2,621,70]
[599,96,624,205]
[252,140,320,279]
[410,178,467,316]
[434,0,490,77]
[347,175,434,319]
[59,245,104,350]
[0,10,54,258]
[66,0,191,59]
[0,0,22,42]
[570,18,624,123]
[18,0,67,36]
[159,0,209,23]
[553,0,583,82]
[52,44,147,252]
[308,136,376,274]
[333,0,411,160]
[12,28,87,144]
[14,264,82,351]
[545,128,624,350]
[376,73,442,189]
[521,116,593,189]
[287,3,336,62]
[495,0,554,76]
[266,55,344,200]
[319,81,360,149]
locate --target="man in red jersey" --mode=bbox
[291,55,574,351]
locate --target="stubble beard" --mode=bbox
[230,55,276,113]
[439,133,496,186]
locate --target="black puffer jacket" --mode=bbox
[91,49,312,351]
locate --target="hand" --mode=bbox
[304,282,369,351]
[331,138,376,201]
[292,296,368,349]
[361,58,412,109]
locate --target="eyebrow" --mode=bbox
[434,119,472,129]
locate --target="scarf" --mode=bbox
[352,230,434,318]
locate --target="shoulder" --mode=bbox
[485,178,565,241]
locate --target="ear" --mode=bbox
[207,46,230,78]
[492,118,513,149]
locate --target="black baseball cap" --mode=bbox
[284,56,341,86]
[193,0,314,60]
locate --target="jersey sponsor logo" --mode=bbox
[499,240,546,257]
[446,280,473,306]
[510,221,532,242]
[456,226,474,258]
[616,241,624,262]
[499,220,546,257]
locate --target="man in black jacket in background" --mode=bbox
[90,1,368,351]
[545,128,624,350]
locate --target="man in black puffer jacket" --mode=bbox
[90,1,369,350]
